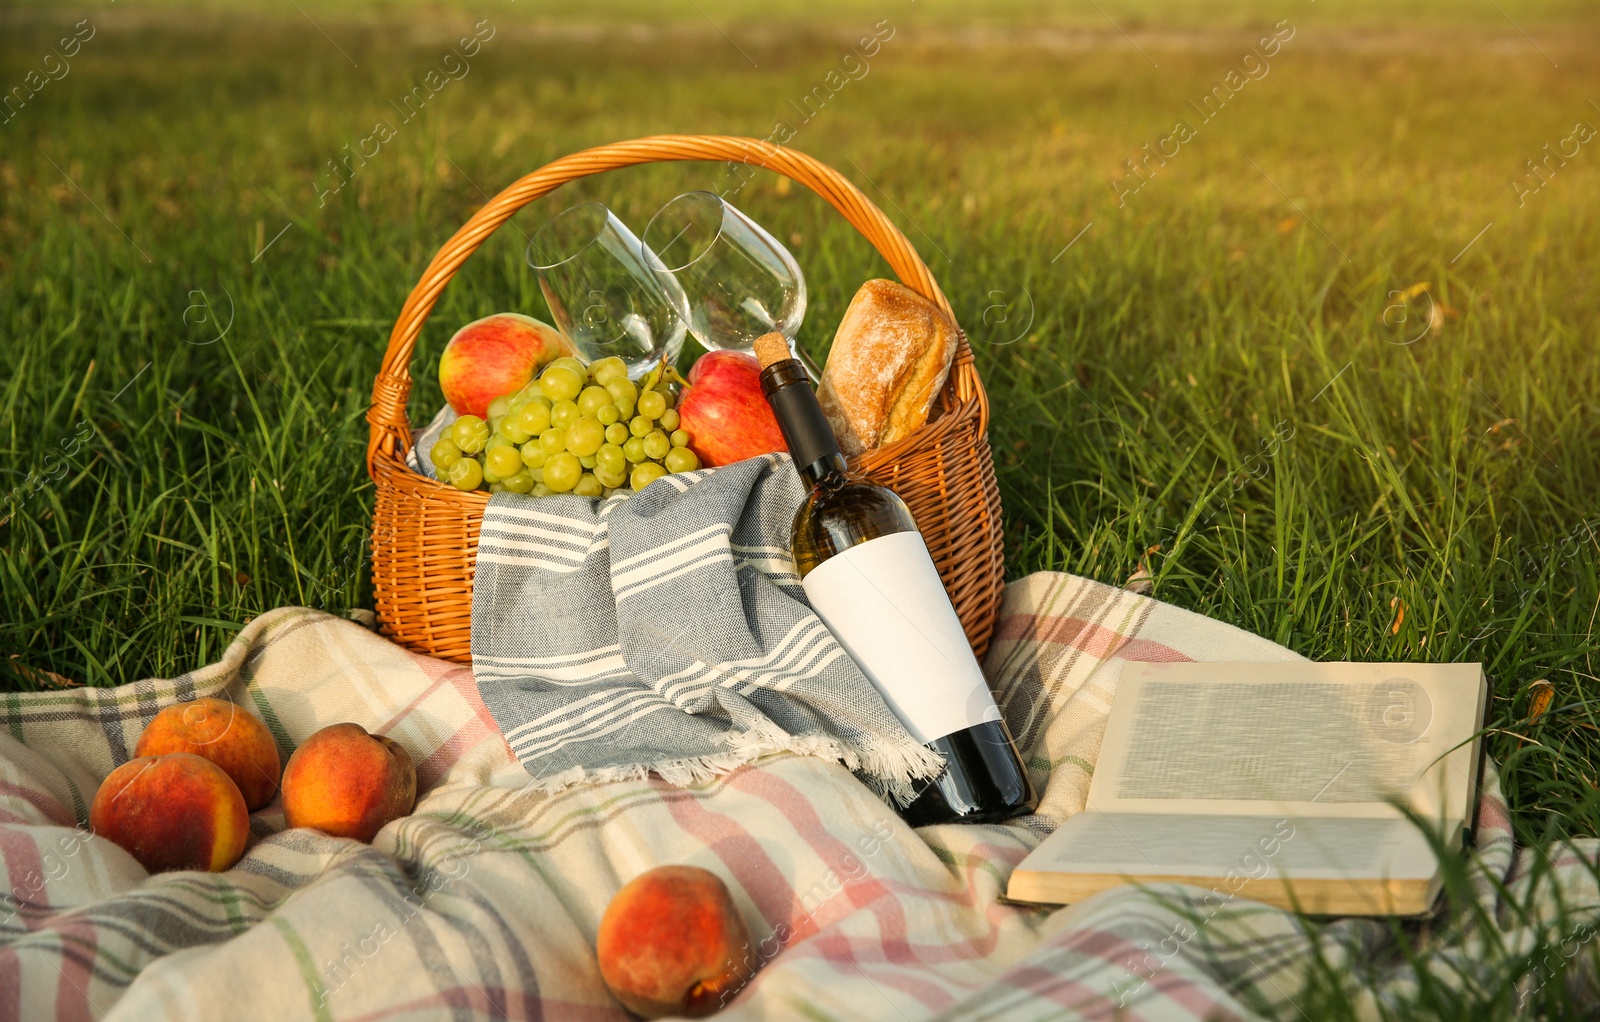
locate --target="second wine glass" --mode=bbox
[643,191,814,370]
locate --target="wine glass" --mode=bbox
[526,202,687,378]
[642,191,818,373]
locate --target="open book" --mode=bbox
[1006,661,1488,916]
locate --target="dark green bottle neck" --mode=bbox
[759,357,848,484]
[799,453,849,489]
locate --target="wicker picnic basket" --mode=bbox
[366,135,1005,663]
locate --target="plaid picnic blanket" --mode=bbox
[2,573,1597,1020]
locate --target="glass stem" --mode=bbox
[796,346,824,379]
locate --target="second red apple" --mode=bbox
[679,351,788,468]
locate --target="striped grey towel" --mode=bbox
[470,454,947,802]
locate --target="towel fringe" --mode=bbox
[513,722,945,805]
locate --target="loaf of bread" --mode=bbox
[817,279,958,456]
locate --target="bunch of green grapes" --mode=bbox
[427,356,699,497]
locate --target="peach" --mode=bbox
[596,865,755,1018]
[281,723,416,843]
[439,312,575,418]
[90,753,249,873]
[135,697,281,811]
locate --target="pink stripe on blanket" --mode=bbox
[48,915,100,1021]
[1010,927,1246,1020]
[998,963,1123,1014]
[0,780,75,828]
[657,775,798,935]
[0,950,18,1022]
[995,614,1192,663]
[0,830,48,932]
[802,930,957,1012]
[988,930,1171,1016]
[728,770,1036,974]
[373,653,513,787]
[705,779,1045,1017]
[726,770,901,939]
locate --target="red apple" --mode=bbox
[439,313,575,418]
[679,351,787,468]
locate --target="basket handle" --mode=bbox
[366,134,983,469]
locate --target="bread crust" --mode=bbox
[817,279,957,456]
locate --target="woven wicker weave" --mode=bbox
[366,135,1005,663]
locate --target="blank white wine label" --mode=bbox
[802,531,1002,744]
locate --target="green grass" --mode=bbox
[3,4,1600,1016]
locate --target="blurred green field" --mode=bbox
[4,2,1600,1016]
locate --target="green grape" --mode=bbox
[573,472,603,498]
[590,356,628,384]
[550,399,580,430]
[429,438,463,470]
[658,408,680,431]
[549,356,587,378]
[544,452,582,492]
[482,464,502,484]
[614,397,636,420]
[577,386,611,417]
[670,429,691,448]
[485,434,515,451]
[487,395,513,420]
[448,457,483,491]
[605,422,630,446]
[580,454,597,469]
[622,437,647,463]
[513,401,552,436]
[596,443,626,476]
[629,415,653,438]
[529,465,544,483]
[532,483,553,497]
[451,415,490,454]
[500,419,532,445]
[630,462,668,491]
[637,389,667,419]
[642,430,671,460]
[596,467,627,489]
[659,387,677,411]
[488,482,505,493]
[596,404,620,426]
[521,442,549,469]
[502,470,535,494]
[567,417,605,457]
[486,446,524,478]
[539,428,567,453]
[539,365,584,402]
[664,446,700,473]
[605,378,639,406]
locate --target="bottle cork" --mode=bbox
[753,332,793,370]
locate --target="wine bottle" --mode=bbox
[753,334,1036,826]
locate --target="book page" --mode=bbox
[1089,662,1485,823]
[1031,812,1443,882]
